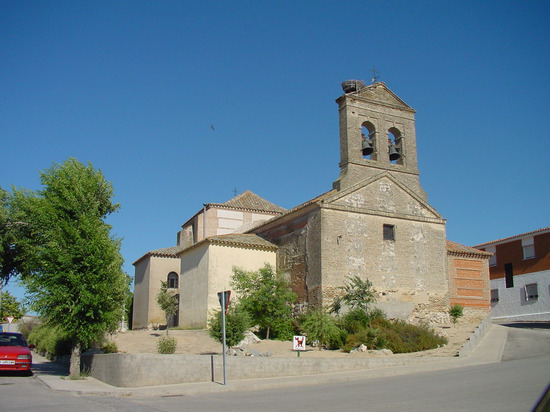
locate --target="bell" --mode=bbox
[389,144,401,161]
[362,139,373,156]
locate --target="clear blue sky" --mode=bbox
[2,1,549,304]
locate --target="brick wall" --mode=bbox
[448,256,490,309]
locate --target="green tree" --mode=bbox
[231,264,297,340]
[332,276,377,315]
[0,290,26,321]
[0,187,24,284]
[208,304,251,347]
[156,281,179,335]
[12,159,129,378]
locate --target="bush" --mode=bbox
[157,336,177,354]
[208,304,251,347]
[373,318,447,353]
[449,304,464,325]
[298,307,343,350]
[101,341,118,353]
[340,308,370,333]
[28,323,73,359]
[18,318,39,340]
[342,327,388,352]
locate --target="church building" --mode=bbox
[132,81,491,330]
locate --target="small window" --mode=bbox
[383,224,395,241]
[525,283,538,301]
[167,272,179,289]
[522,237,535,260]
[490,289,499,303]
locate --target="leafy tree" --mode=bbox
[156,281,179,335]
[0,187,24,284]
[231,264,297,340]
[11,158,129,378]
[332,275,377,315]
[0,290,26,321]
[299,306,342,350]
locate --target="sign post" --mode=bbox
[217,290,231,385]
[293,335,306,357]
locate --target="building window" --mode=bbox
[524,283,538,301]
[490,289,499,303]
[504,263,513,288]
[167,272,179,289]
[486,246,496,266]
[383,224,395,241]
[522,237,535,260]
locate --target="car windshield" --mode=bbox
[0,334,27,347]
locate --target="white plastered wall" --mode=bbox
[491,270,550,321]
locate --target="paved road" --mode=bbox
[1,324,549,411]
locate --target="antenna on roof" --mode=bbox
[232,188,239,197]
[370,66,381,83]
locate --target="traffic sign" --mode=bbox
[6,316,14,324]
[217,290,231,313]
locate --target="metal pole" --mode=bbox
[221,290,227,385]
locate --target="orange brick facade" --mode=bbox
[447,242,491,309]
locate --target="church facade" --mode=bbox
[132,81,491,330]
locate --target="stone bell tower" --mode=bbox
[333,81,427,201]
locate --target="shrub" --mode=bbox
[342,327,388,352]
[18,318,39,340]
[157,336,177,354]
[373,318,447,353]
[101,341,118,353]
[208,304,251,347]
[332,276,377,314]
[298,307,342,350]
[340,308,370,333]
[449,304,464,325]
[28,323,73,359]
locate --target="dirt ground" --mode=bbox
[109,320,479,359]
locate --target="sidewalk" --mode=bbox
[32,324,509,398]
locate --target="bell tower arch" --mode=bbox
[333,81,427,200]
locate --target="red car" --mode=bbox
[0,332,33,374]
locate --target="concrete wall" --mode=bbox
[490,270,550,321]
[81,352,433,388]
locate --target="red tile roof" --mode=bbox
[447,240,492,258]
[472,226,550,248]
